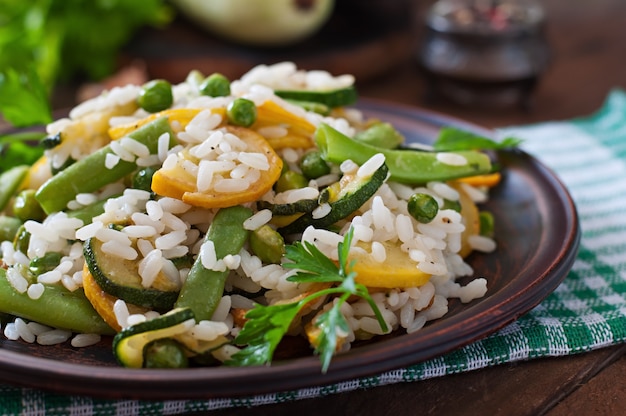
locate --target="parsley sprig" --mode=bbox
[227,227,389,372]
[434,127,522,151]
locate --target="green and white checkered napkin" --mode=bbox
[3,90,626,415]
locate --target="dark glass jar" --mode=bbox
[418,0,550,108]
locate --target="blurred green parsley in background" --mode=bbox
[0,0,172,127]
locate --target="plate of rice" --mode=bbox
[0,62,580,399]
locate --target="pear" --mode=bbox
[172,0,335,46]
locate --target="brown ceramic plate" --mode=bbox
[0,99,580,400]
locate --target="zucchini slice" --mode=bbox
[257,198,318,216]
[274,86,358,108]
[112,307,195,368]
[278,162,389,235]
[83,237,180,311]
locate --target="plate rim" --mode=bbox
[0,98,581,399]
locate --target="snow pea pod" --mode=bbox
[35,116,174,214]
[0,268,115,335]
[174,205,252,321]
[315,123,492,184]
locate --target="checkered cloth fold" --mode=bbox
[3,90,626,415]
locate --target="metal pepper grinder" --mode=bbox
[417,0,550,109]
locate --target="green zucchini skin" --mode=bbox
[257,198,318,216]
[278,162,389,235]
[112,307,195,368]
[83,238,179,312]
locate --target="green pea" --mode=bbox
[250,225,285,264]
[299,151,331,179]
[138,79,173,113]
[0,215,22,243]
[13,189,46,222]
[408,193,439,223]
[275,170,308,193]
[132,166,159,192]
[199,73,231,97]
[143,338,189,368]
[227,98,257,127]
[29,252,62,276]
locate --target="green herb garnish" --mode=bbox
[227,227,389,372]
[0,67,51,127]
[434,127,522,151]
[0,131,46,174]
[0,0,172,127]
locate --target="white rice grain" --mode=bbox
[113,300,130,328]
[357,153,385,178]
[214,178,249,193]
[243,209,272,230]
[123,225,158,238]
[120,137,150,158]
[37,329,72,345]
[71,334,101,348]
[157,132,171,162]
[3,323,19,340]
[109,140,135,162]
[37,270,62,284]
[27,283,45,300]
[238,152,269,170]
[200,240,217,269]
[7,267,29,293]
[101,241,137,260]
[370,241,386,263]
[146,201,163,221]
[139,249,163,288]
[155,230,187,250]
[312,203,331,219]
[211,296,232,322]
[15,318,35,343]
[436,152,468,166]
[468,235,497,252]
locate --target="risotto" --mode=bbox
[0,62,497,371]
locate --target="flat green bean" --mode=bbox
[174,205,252,321]
[315,123,492,184]
[0,268,115,335]
[35,116,174,214]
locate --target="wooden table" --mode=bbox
[49,0,626,414]
[201,1,626,415]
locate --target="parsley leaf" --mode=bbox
[0,131,46,174]
[0,1,172,128]
[227,228,389,372]
[434,127,522,151]
[0,67,51,127]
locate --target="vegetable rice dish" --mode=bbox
[0,62,500,371]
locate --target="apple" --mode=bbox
[171,0,335,46]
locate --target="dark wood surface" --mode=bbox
[182,1,626,415]
[46,0,626,414]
